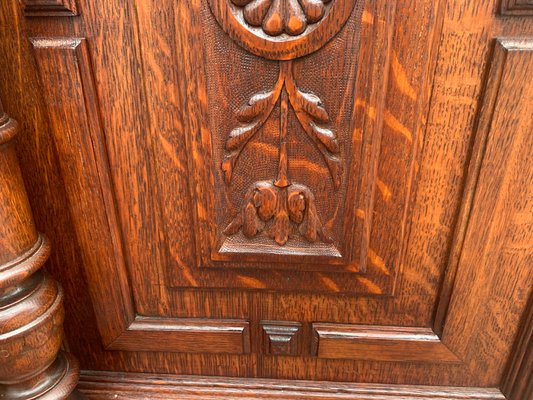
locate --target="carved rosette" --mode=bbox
[208,0,356,59]
[208,0,357,246]
[230,0,333,37]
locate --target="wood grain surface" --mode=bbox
[0,0,531,398]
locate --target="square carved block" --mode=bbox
[261,321,302,356]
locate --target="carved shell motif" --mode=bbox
[231,0,333,36]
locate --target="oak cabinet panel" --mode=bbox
[0,0,531,398]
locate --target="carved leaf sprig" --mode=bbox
[222,80,283,183]
[285,76,342,188]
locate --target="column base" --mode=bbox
[0,351,80,400]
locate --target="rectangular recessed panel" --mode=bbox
[163,0,416,295]
[30,37,133,346]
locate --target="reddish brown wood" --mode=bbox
[312,324,460,363]
[0,0,531,397]
[501,0,533,15]
[77,372,506,399]
[108,317,250,354]
[0,101,79,398]
[502,296,533,400]
[23,0,78,16]
[261,321,302,356]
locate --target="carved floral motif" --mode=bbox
[222,61,341,246]
[230,0,333,36]
[224,181,333,245]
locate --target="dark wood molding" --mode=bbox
[502,295,533,400]
[312,324,460,363]
[23,0,79,17]
[500,0,533,15]
[261,320,302,356]
[107,316,250,354]
[0,101,80,397]
[78,371,506,399]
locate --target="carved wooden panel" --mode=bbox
[24,0,78,16]
[201,0,364,268]
[158,0,418,295]
[501,0,533,15]
[2,0,532,393]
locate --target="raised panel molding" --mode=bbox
[433,37,533,391]
[501,0,533,15]
[312,324,460,363]
[108,317,250,354]
[24,0,78,16]
[168,0,417,296]
[30,37,134,347]
[29,36,252,356]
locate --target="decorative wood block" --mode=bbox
[24,0,79,16]
[501,0,533,15]
[207,0,365,266]
[0,102,79,398]
[261,321,302,356]
[108,317,250,354]
[312,324,460,363]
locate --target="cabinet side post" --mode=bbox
[0,100,80,398]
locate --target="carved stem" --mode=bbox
[275,60,293,188]
[275,87,290,188]
[0,101,80,398]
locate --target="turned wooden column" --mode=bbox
[0,102,79,398]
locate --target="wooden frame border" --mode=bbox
[78,371,507,399]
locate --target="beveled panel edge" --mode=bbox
[108,316,250,355]
[500,0,533,16]
[24,0,79,17]
[30,36,135,347]
[312,323,461,363]
[501,292,533,400]
[433,38,533,336]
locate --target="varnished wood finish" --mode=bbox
[502,296,533,400]
[312,324,460,363]
[0,0,531,398]
[23,0,79,17]
[0,101,79,397]
[501,0,533,15]
[108,317,250,354]
[261,321,302,356]
[78,371,507,400]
